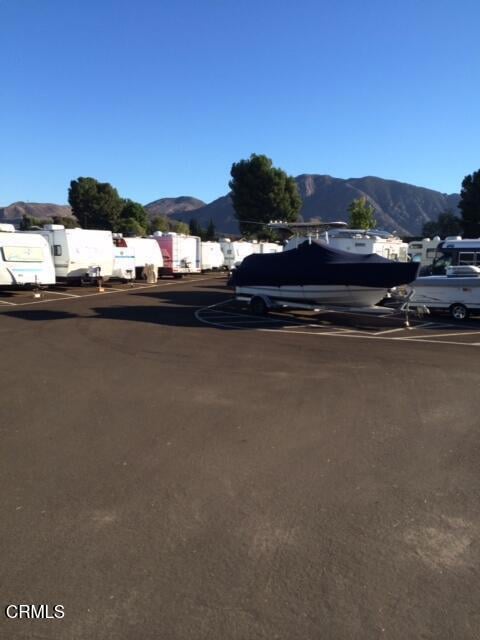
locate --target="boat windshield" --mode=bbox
[431,250,453,274]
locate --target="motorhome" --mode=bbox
[259,242,283,254]
[112,235,136,281]
[200,241,225,271]
[409,265,480,320]
[420,237,480,275]
[220,239,257,270]
[407,237,441,265]
[153,232,201,276]
[285,229,409,261]
[124,236,164,278]
[32,225,114,283]
[0,224,55,286]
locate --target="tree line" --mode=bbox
[20,176,217,240]
[17,160,480,240]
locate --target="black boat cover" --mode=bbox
[229,240,419,288]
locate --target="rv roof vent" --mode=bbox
[0,223,15,232]
[44,224,65,230]
[445,235,462,241]
[153,231,163,237]
[167,232,177,236]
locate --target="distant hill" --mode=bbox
[164,175,460,236]
[0,202,73,226]
[144,196,206,217]
[1,176,461,236]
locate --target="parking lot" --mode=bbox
[1,276,480,639]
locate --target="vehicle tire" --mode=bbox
[250,296,268,316]
[450,303,469,321]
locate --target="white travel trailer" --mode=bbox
[0,224,55,286]
[112,236,136,281]
[407,237,441,265]
[285,229,409,261]
[259,241,283,254]
[409,265,480,320]
[220,239,257,270]
[33,225,114,283]
[124,237,164,278]
[153,232,201,276]
[200,241,225,271]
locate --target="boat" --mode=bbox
[229,239,420,309]
[408,265,480,320]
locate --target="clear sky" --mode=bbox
[1,0,479,206]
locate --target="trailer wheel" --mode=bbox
[450,303,469,321]
[250,296,268,316]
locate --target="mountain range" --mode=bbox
[1,175,461,236]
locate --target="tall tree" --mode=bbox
[421,210,462,238]
[458,170,480,237]
[189,217,202,237]
[68,177,123,230]
[206,218,216,241]
[348,197,376,229]
[119,200,149,233]
[117,218,146,237]
[229,153,301,236]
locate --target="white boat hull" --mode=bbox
[235,285,388,307]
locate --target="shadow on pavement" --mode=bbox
[2,309,79,321]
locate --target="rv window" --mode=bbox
[459,252,475,265]
[354,242,366,247]
[2,246,44,262]
[53,245,62,257]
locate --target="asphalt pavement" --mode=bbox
[1,276,479,639]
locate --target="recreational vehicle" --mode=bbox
[33,225,114,283]
[259,242,283,254]
[200,241,225,271]
[0,224,55,287]
[409,265,480,320]
[112,236,136,281]
[407,237,441,265]
[420,237,480,275]
[124,237,164,279]
[153,232,201,276]
[285,229,409,261]
[220,240,257,270]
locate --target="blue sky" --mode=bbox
[1,0,479,206]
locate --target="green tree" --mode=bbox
[116,218,146,236]
[229,153,302,236]
[119,200,148,232]
[421,210,462,238]
[189,217,202,237]
[348,197,376,229]
[458,170,480,236]
[206,218,216,241]
[52,215,79,228]
[68,177,123,230]
[175,221,190,235]
[149,215,170,234]
[19,214,52,230]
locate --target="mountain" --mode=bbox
[167,175,460,236]
[0,201,73,225]
[1,176,461,236]
[144,196,206,217]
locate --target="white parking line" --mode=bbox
[0,299,16,306]
[399,330,480,340]
[43,290,80,298]
[257,327,480,347]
